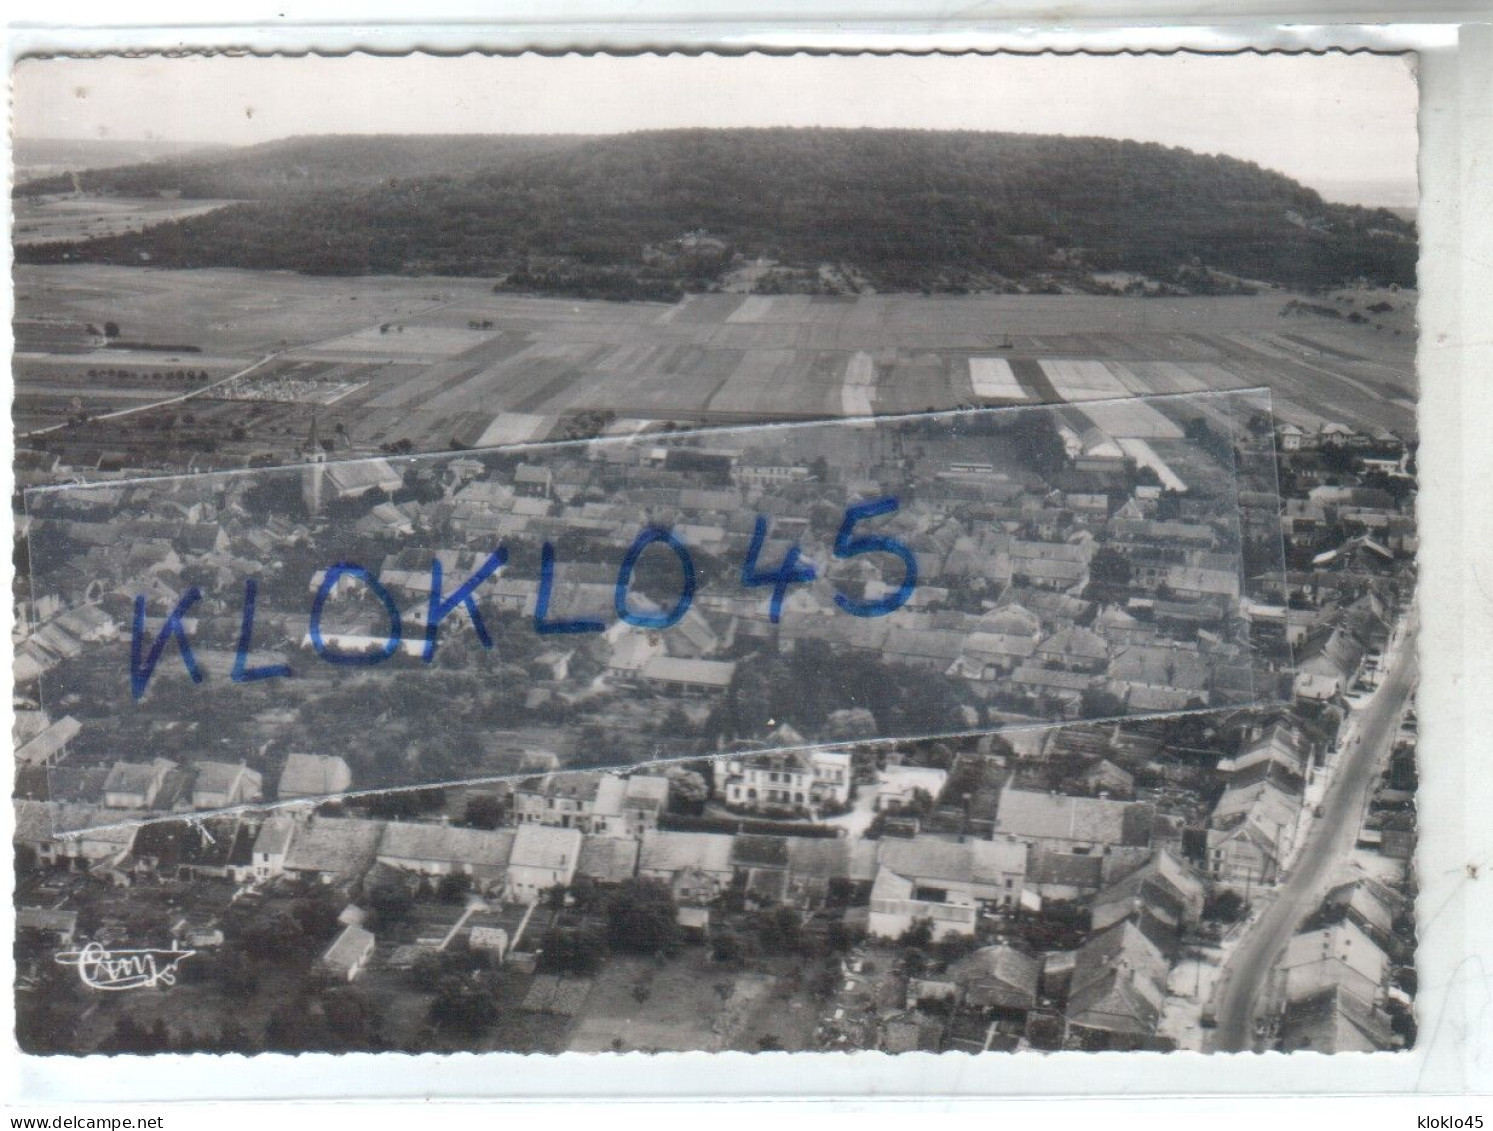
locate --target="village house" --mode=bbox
[636,830,737,903]
[512,772,670,837]
[1277,985,1395,1053]
[947,630,1039,683]
[504,824,582,903]
[603,628,665,682]
[1293,621,1368,700]
[512,463,553,499]
[1316,876,1405,949]
[994,788,1154,856]
[720,748,853,813]
[874,765,950,812]
[375,823,517,890]
[1280,919,1389,1006]
[190,761,263,811]
[1089,848,1207,944]
[731,835,792,906]
[1022,848,1106,904]
[783,836,880,909]
[277,753,353,803]
[317,924,376,982]
[869,866,978,941]
[16,800,141,869]
[940,943,1044,1021]
[1207,760,1303,887]
[251,817,296,880]
[1219,720,1311,778]
[638,655,737,697]
[1275,422,1309,452]
[1063,918,1170,1044]
[17,907,80,947]
[14,715,82,770]
[1075,758,1135,799]
[867,836,1028,940]
[1034,626,1110,674]
[103,758,177,809]
[575,835,641,887]
[282,817,385,885]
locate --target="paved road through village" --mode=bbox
[1213,610,1419,1051]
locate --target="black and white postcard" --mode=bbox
[10,41,1476,1097]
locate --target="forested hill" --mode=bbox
[14,128,1417,293]
[14,134,594,199]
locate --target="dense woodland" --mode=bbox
[15,129,1417,293]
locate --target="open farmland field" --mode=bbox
[14,266,1417,473]
[12,196,240,247]
[13,266,495,357]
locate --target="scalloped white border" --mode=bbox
[3,13,1490,1103]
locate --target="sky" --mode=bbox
[13,52,1419,206]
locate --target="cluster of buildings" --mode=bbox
[1271,876,1412,1053]
[12,403,1418,1054]
[16,406,1269,815]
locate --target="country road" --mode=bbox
[1212,609,1419,1052]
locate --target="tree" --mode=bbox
[366,875,416,929]
[666,768,709,815]
[754,906,805,955]
[319,985,384,1051]
[462,792,506,830]
[291,890,343,941]
[899,918,934,949]
[236,910,304,960]
[216,947,261,1000]
[1088,546,1132,589]
[657,705,694,739]
[1079,688,1126,719]
[429,975,499,1036]
[103,321,120,339]
[1203,888,1247,924]
[538,927,608,975]
[437,872,474,904]
[605,879,679,954]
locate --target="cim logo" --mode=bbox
[54,942,196,991]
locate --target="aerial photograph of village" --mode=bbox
[12,51,1419,1058]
